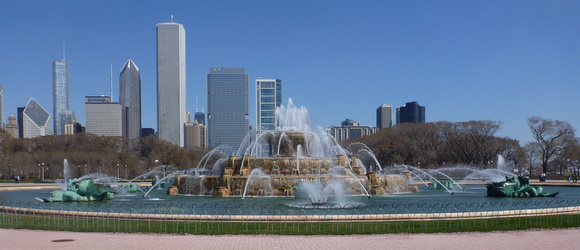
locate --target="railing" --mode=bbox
[1,200,579,234]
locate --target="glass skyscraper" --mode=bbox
[157,21,186,147]
[256,79,282,132]
[119,58,142,140]
[0,85,3,129]
[396,101,425,124]
[23,98,51,138]
[207,67,249,150]
[53,59,73,135]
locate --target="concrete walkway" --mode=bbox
[1,228,578,250]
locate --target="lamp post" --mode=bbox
[117,164,120,178]
[124,165,128,179]
[78,165,81,178]
[41,163,45,182]
[7,163,11,179]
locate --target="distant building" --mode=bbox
[376,104,392,129]
[6,114,18,138]
[327,119,379,142]
[53,58,74,135]
[396,101,425,124]
[207,67,249,149]
[64,122,85,135]
[157,21,186,147]
[119,58,142,140]
[256,78,283,132]
[17,107,24,138]
[22,98,51,138]
[194,111,205,125]
[185,120,207,149]
[140,128,155,137]
[85,96,122,136]
[0,85,3,129]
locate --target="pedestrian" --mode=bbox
[567,173,572,182]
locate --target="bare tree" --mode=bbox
[527,117,576,174]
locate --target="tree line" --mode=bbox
[0,116,577,180]
[348,117,578,176]
[0,131,208,180]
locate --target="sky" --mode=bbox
[1,0,578,144]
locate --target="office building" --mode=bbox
[0,85,3,129]
[119,58,142,140]
[185,120,207,149]
[256,79,282,132]
[22,98,51,138]
[85,96,122,136]
[396,101,425,124]
[53,58,74,135]
[6,114,18,138]
[327,119,379,142]
[17,107,24,138]
[64,121,85,135]
[140,128,155,137]
[157,21,186,147]
[207,67,249,149]
[376,104,392,129]
[194,111,205,125]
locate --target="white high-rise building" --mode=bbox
[157,21,186,147]
[120,58,142,140]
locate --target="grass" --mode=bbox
[1,212,579,235]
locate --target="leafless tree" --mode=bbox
[527,117,576,174]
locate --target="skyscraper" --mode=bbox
[207,67,249,149]
[119,58,142,140]
[17,107,24,138]
[396,101,425,124]
[0,85,3,129]
[157,21,186,147]
[376,104,392,129]
[85,96,122,136]
[256,79,283,132]
[194,111,205,125]
[53,57,73,135]
[22,98,51,138]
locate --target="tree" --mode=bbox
[527,117,576,174]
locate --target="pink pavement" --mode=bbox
[1,228,578,250]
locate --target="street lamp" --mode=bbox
[124,165,128,179]
[117,164,120,178]
[7,163,11,179]
[41,163,45,182]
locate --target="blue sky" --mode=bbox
[1,0,578,144]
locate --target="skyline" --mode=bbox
[1,1,578,144]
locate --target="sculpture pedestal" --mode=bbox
[167,186,179,195]
[214,187,230,197]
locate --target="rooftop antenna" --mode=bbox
[170,15,174,22]
[110,61,113,100]
[62,43,66,61]
[195,95,199,112]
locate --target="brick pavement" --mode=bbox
[1,228,578,250]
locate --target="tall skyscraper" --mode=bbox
[85,96,122,136]
[207,67,249,149]
[22,98,51,138]
[119,58,142,140]
[185,120,207,149]
[256,79,283,132]
[157,21,186,147]
[17,107,24,138]
[0,85,3,129]
[396,101,425,124]
[53,56,73,135]
[376,104,392,129]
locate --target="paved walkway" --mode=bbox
[1,228,578,250]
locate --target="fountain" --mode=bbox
[170,99,416,201]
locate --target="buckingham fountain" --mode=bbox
[167,99,416,204]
